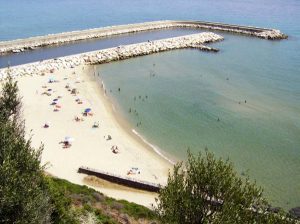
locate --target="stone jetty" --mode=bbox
[0,20,287,55]
[0,32,223,80]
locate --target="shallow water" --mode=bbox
[1,0,300,210]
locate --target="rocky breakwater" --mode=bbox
[255,29,288,40]
[87,32,223,65]
[0,20,287,55]
[0,32,223,80]
[0,21,174,55]
[173,21,288,40]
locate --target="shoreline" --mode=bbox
[94,68,176,166]
[15,64,172,207]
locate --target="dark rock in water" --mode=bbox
[267,206,281,213]
[289,207,300,219]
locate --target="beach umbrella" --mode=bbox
[84,108,91,113]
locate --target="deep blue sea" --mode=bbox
[1,0,299,210]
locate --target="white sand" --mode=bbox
[15,65,172,207]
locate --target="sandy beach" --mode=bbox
[15,65,172,207]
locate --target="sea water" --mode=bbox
[97,32,300,209]
[1,0,299,210]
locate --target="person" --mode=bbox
[75,116,81,122]
[63,141,71,148]
[93,122,99,128]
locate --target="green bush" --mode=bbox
[0,75,52,223]
[155,150,296,224]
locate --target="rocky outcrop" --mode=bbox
[0,32,223,80]
[256,29,288,40]
[0,20,287,55]
[289,207,300,219]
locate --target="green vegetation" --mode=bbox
[46,177,158,224]
[155,150,296,224]
[0,75,52,223]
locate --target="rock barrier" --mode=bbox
[0,32,223,80]
[0,20,287,55]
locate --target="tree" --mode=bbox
[0,75,52,223]
[0,74,21,121]
[155,150,295,224]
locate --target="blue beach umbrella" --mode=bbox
[84,108,91,113]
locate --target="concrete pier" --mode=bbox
[0,32,223,79]
[0,20,287,55]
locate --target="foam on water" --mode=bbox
[132,129,175,165]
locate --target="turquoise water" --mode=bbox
[98,32,300,209]
[1,0,299,210]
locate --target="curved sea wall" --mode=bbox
[0,32,223,80]
[0,20,287,55]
